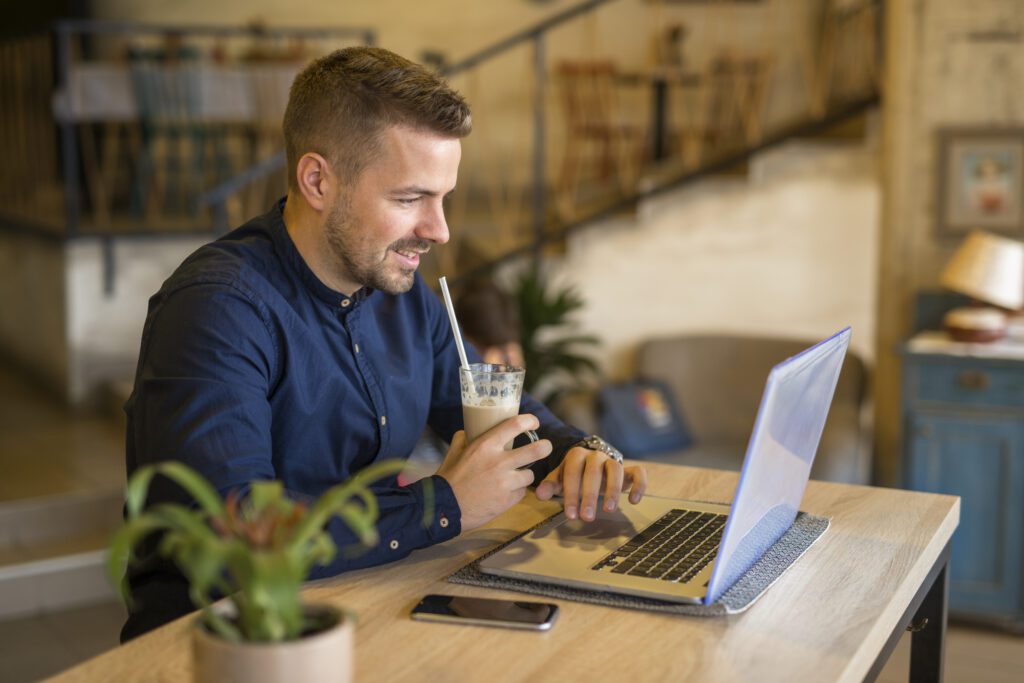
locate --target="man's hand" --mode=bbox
[436,414,552,531]
[534,447,647,522]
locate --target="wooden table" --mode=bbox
[50,464,958,682]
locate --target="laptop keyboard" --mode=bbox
[591,509,727,583]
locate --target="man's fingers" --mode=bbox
[626,464,648,504]
[478,413,541,452]
[579,452,605,522]
[535,468,563,501]
[449,430,466,452]
[436,430,467,478]
[509,438,552,469]
[560,450,585,520]
[516,468,536,489]
[603,459,624,512]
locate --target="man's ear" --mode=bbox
[294,152,332,212]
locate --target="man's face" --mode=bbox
[324,125,461,295]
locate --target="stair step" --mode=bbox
[0,489,123,548]
[0,490,123,619]
[0,548,114,620]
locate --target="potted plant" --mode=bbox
[108,459,422,683]
[512,264,601,406]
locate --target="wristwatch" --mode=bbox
[576,435,625,465]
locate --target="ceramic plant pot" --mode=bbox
[192,604,353,683]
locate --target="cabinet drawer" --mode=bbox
[906,359,1024,409]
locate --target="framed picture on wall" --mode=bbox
[936,128,1024,238]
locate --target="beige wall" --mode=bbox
[66,237,207,405]
[546,135,879,381]
[875,0,1024,486]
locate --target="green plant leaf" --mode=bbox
[126,462,226,520]
[249,480,285,514]
[124,466,158,519]
[201,606,243,642]
[238,552,305,641]
[287,459,406,552]
[106,516,167,606]
[511,264,602,402]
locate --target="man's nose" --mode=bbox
[417,201,449,245]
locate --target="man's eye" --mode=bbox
[397,197,418,205]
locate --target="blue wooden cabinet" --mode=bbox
[902,332,1024,629]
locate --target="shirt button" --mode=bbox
[354,343,360,353]
[340,298,351,308]
[439,516,449,529]
[380,415,387,426]
[389,539,399,550]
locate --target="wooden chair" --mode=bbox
[805,0,881,118]
[554,60,645,219]
[129,59,205,218]
[678,52,773,167]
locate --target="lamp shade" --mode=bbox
[940,231,1024,310]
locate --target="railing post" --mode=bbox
[55,23,80,238]
[531,32,546,262]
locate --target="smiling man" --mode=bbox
[122,47,646,640]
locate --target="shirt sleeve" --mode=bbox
[128,282,278,492]
[309,474,461,578]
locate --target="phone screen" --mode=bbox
[410,594,559,630]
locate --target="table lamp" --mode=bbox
[939,231,1024,342]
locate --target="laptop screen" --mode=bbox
[704,327,851,603]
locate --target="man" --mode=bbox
[123,46,647,640]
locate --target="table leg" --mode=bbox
[909,561,948,683]
[863,542,949,683]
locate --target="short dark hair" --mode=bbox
[283,46,472,190]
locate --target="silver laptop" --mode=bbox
[479,327,851,604]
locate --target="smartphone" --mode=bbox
[410,594,559,631]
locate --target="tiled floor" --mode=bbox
[0,600,126,682]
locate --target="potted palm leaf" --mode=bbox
[108,459,420,683]
[513,264,601,406]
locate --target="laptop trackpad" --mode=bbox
[485,512,635,571]
[527,506,649,551]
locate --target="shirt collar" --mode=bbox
[268,197,376,310]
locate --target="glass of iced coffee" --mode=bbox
[459,363,538,449]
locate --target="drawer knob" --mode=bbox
[956,371,990,390]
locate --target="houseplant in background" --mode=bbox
[512,265,601,407]
[108,459,420,683]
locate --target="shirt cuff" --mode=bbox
[403,474,461,542]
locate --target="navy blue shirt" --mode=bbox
[122,199,584,639]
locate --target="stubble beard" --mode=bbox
[324,200,429,296]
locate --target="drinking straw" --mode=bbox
[439,277,470,371]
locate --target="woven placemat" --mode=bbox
[448,511,829,615]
